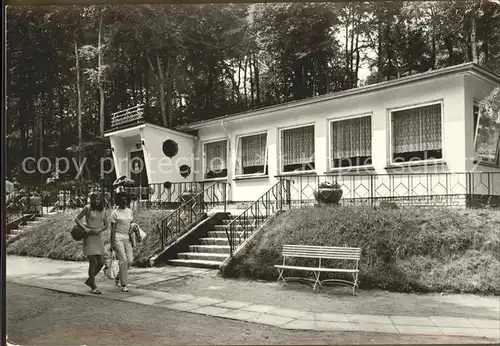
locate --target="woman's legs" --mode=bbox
[114,239,133,287]
[86,255,104,290]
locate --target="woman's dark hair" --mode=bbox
[89,192,104,211]
[115,191,129,209]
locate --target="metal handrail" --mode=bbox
[156,181,229,250]
[225,180,285,255]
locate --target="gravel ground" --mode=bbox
[142,272,500,320]
[6,283,492,345]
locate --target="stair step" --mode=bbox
[168,259,223,269]
[214,224,257,232]
[177,252,229,262]
[221,218,265,225]
[7,234,19,240]
[189,245,230,254]
[10,229,24,235]
[207,231,244,238]
[199,237,230,245]
[18,224,34,230]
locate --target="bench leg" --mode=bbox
[352,272,359,295]
[276,268,286,285]
[312,271,322,291]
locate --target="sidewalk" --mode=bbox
[6,256,500,342]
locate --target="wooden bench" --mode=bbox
[275,244,361,294]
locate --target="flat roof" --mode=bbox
[176,62,500,131]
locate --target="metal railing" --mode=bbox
[276,172,500,208]
[110,104,144,129]
[157,181,229,250]
[225,179,288,255]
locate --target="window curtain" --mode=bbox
[205,140,227,172]
[281,126,315,166]
[392,104,442,154]
[236,134,267,175]
[331,116,371,160]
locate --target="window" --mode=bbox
[473,103,479,143]
[235,133,268,176]
[280,125,315,173]
[391,102,443,163]
[203,140,227,179]
[474,104,500,165]
[330,115,372,168]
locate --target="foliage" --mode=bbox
[318,181,341,189]
[6,208,168,267]
[224,206,500,294]
[6,2,500,183]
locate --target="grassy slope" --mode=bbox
[224,206,500,294]
[6,208,169,267]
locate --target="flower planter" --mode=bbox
[314,182,343,204]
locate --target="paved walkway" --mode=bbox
[6,256,500,342]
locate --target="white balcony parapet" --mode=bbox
[111,104,145,129]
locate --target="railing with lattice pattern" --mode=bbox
[110,104,145,129]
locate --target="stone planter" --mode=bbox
[180,192,197,204]
[314,187,343,204]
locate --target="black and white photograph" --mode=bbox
[4,1,500,345]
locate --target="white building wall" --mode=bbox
[195,73,499,202]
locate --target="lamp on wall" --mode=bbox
[135,140,145,150]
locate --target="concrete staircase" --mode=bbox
[167,214,264,269]
[7,212,58,243]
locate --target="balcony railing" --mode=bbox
[277,172,500,208]
[110,104,145,129]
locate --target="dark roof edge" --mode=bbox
[176,63,500,131]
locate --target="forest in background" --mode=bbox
[6,1,500,184]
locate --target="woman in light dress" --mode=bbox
[75,192,108,294]
[110,191,136,292]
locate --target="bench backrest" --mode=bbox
[282,244,361,261]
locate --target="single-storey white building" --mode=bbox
[104,63,500,207]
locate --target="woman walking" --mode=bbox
[110,191,136,292]
[75,192,108,294]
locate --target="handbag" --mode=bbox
[104,251,120,280]
[70,224,86,241]
[132,222,147,242]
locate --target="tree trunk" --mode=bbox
[98,10,105,139]
[377,22,383,82]
[471,16,477,63]
[148,51,167,127]
[74,36,83,179]
[165,55,173,127]
[253,54,260,106]
[243,57,248,107]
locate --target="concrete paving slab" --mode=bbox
[192,306,231,318]
[159,301,201,311]
[267,308,313,319]
[390,315,435,326]
[241,304,277,313]
[282,319,316,330]
[430,316,475,328]
[215,300,253,309]
[188,297,224,306]
[468,318,500,329]
[315,321,355,332]
[249,313,295,327]
[479,328,500,340]
[395,325,443,336]
[222,310,262,322]
[352,323,399,334]
[122,295,169,305]
[315,312,349,323]
[347,314,393,325]
[155,293,197,302]
[438,327,484,338]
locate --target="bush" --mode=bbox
[224,206,500,294]
[7,208,168,267]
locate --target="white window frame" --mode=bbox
[388,100,445,166]
[278,123,316,175]
[473,100,500,167]
[473,101,480,146]
[328,113,373,171]
[234,131,269,178]
[202,138,228,180]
